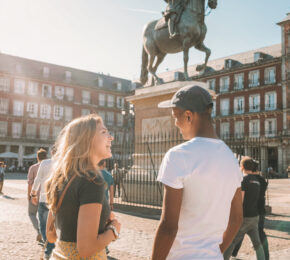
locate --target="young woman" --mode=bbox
[46,114,121,259]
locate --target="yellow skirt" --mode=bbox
[50,240,107,260]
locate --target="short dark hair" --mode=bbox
[240,156,258,172]
[37,148,47,161]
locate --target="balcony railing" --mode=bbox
[264,77,276,85]
[220,85,229,93]
[249,105,260,112]
[220,109,230,116]
[233,82,244,90]
[265,130,277,137]
[234,108,244,114]
[265,104,277,111]
[248,79,260,87]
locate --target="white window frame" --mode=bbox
[265,118,276,137]
[82,90,91,104]
[265,91,276,111]
[27,102,38,118]
[13,100,24,116]
[98,78,103,87]
[28,81,38,96]
[248,70,260,87]
[207,79,216,90]
[64,106,73,121]
[0,77,10,92]
[53,105,64,120]
[211,101,216,117]
[65,87,74,101]
[249,94,260,112]
[39,125,50,140]
[42,84,52,98]
[116,97,124,109]
[234,121,244,139]
[249,120,260,137]
[14,79,25,94]
[116,82,122,91]
[220,122,230,139]
[12,122,22,138]
[99,94,106,106]
[219,76,229,93]
[40,104,51,119]
[234,96,244,114]
[264,67,276,84]
[107,95,115,108]
[0,98,9,114]
[234,73,244,90]
[26,124,37,138]
[55,86,65,100]
[117,113,123,127]
[0,121,8,137]
[220,98,229,116]
[106,112,114,126]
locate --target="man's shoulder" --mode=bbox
[29,162,40,171]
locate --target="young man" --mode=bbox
[151,84,243,260]
[112,163,122,198]
[224,157,265,260]
[0,162,5,194]
[27,148,47,243]
[30,148,56,259]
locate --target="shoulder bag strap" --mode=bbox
[56,174,77,212]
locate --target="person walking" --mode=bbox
[30,148,56,259]
[46,114,121,259]
[0,162,6,194]
[231,160,269,260]
[112,163,122,197]
[224,156,265,260]
[27,148,47,243]
[151,85,243,260]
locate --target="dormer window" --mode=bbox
[98,77,103,87]
[65,71,72,81]
[254,52,264,62]
[43,67,50,77]
[224,59,233,69]
[115,82,122,91]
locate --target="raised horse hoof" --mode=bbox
[196,64,205,72]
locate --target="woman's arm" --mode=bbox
[151,185,183,260]
[77,203,120,258]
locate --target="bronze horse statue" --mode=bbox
[140,0,217,85]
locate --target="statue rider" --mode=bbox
[163,0,187,39]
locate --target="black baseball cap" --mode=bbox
[158,84,213,113]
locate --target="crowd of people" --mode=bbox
[1,84,272,260]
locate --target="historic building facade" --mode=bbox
[157,13,290,175]
[0,53,134,168]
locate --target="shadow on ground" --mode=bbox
[265,217,290,235]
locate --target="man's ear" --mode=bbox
[184,110,193,122]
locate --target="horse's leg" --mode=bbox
[195,42,211,72]
[183,38,191,80]
[148,54,164,85]
[152,53,166,84]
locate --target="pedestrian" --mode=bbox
[30,147,56,259]
[151,85,243,260]
[27,148,47,243]
[112,163,122,197]
[98,159,114,255]
[46,114,121,259]
[224,156,265,260]
[0,161,6,194]
[231,159,269,260]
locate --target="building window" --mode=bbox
[249,94,260,112]
[0,121,8,137]
[40,104,51,119]
[248,70,260,87]
[117,113,123,127]
[0,77,10,92]
[55,86,65,100]
[234,96,244,114]
[106,112,114,126]
[116,97,124,109]
[12,122,22,138]
[265,92,276,111]
[39,125,49,140]
[98,111,105,122]
[42,84,52,98]
[53,126,62,139]
[81,109,90,116]
[0,98,9,114]
[265,118,276,137]
[64,106,73,121]
[26,124,36,138]
[43,67,50,77]
[98,77,103,87]
[65,87,74,101]
[220,98,229,116]
[264,67,276,84]
[211,101,216,117]
[219,76,229,92]
[234,73,244,90]
[27,103,38,118]
[28,81,38,96]
[115,131,123,144]
[249,120,260,137]
[82,90,91,104]
[220,122,230,139]
[14,79,25,94]
[65,71,72,81]
[107,95,115,108]
[207,79,216,90]
[54,105,64,120]
[13,100,24,116]
[234,121,244,138]
[115,82,122,91]
[99,94,106,106]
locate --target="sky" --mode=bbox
[0,0,289,81]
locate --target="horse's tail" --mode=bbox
[140,46,148,85]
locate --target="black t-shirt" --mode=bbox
[241,174,260,217]
[55,173,110,242]
[256,175,268,215]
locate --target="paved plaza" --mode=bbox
[0,174,289,260]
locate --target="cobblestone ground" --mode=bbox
[0,174,289,260]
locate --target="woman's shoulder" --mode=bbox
[76,171,105,186]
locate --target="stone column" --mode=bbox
[18,145,24,167]
[5,145,11,152]
[278,146,283,175]
[260,147,267,175]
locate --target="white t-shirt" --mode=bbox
[157,137,242,260]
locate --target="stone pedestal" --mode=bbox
[123,81,211,205]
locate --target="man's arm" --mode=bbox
[219,187,243,253]
[27,166,34,200]
[151,185,183,260]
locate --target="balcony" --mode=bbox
[234,132,244,139]
[249,105,260,113]
[265,103,276,111]
[220,109,230,116]
[220,85,229,93]
[248,79,260,88]
[234,108,244,115]
[233,82,244,90]
[264,77,276,85]
[265,130,277,137]
[249,131,260,138]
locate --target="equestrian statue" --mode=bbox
[140,0,217,86]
